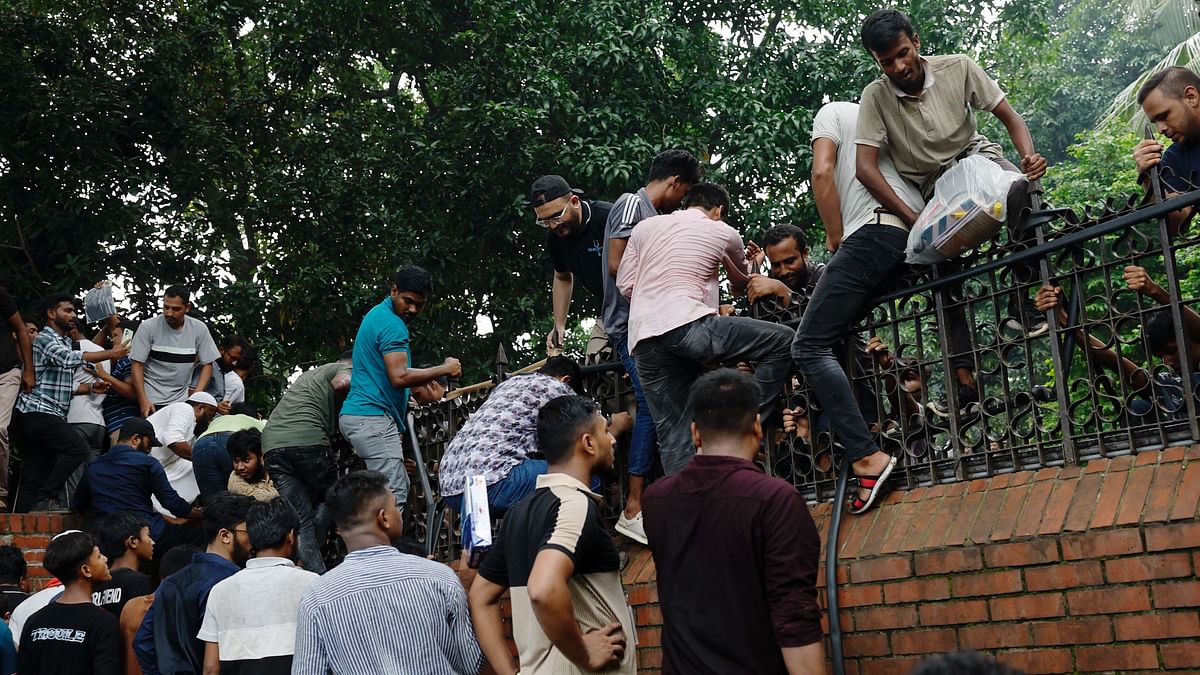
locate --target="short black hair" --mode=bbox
[44,531,97,584]
[911,651,1024,675]
[159,544,201,580]
[229,402,260,418]
[163,285,192,305]
[682,183,731,213]
[91,511,150,561]
[37,292,74,325]
[862,8,916,54]
[221,334,249,351]
[1138,67,1200,105]
[0,545,27,583]
[247,497,300,552]
[648,149,702,186]
[326,470,392,531]
[392,266,433,296]
[202,492,256,543]
[539,356,583,394]
[1146,310,1178,355]
[537,395,601,464]
[689,369,761,439]
[762,224,808,252]
[414,366,450,392]
[226,429,267,483]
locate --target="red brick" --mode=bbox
[1014,480,1055,538]
[1146,522,1200,552]
[1114,611,1200,640]
[1109,454,1135,471]
[957,623,1032,650]
[968,488,1007,544]
[878,500,922,555]
[1091,468,1129,529]
[848,556,912,584]
[983,540,1059,567]
[638,648,662,669]
[1105,552,1193,583]
[1162,642,1200,669]
[1060,466,1083,479]
[626,585,658,606]
[892,628,956,655]
[990,483,1033,542]
[1171,462,1200,521]
[860,657,922,675]
[634,556,656,584]
[1146,461,1185,523]
[952,569,1023,597]
[634,605,662,626]
[843,632,890,658]
[967,477,989,493]
[1009,471,1034,487]
[1153,581,1200,609]
[996,648,1076,675]
[635,627,661,647]
[1035,467,1060,482]
[989,473,1013,490]
[854,605,918,631]
[917,599,989,626]
[1136,450,1160,466]
[1030,617,1113,645]
[1063,473,1103,532]
[919,493,963,550]
[990,593,1067,620]
[1077,644,1160,671]
[1083,458,1111,474]
[839,507,883,560]
[943,492,984,548]
[816,564,850,589]
[820,611,854,634]
[9,535,50,550]
[1163,446,1187,462]
[1061,528,1144,560]
[1068,586,1152,615]
[1025,561,1105,591]
[1037,478,1077,536]
[1190,444,1200,459]
[1115,465,1155,526]
[857,505,898,559]
[621,550,649,585]
[914,548,983,576]
[837,583,884,608]
[882,577,950,604]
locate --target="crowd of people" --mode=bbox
[0,7,1197,675]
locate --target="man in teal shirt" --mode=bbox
[339,266,461,507]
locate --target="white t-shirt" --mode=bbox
[223,370,245,405]
[148,401,199,510]
[8,585,63,649]
[198,557,318,661]
[66,340,107,427]
[811,101,925,241]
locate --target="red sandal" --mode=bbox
[847,455,898,515]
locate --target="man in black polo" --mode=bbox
[469,395,634,675]
[529,175,613,354]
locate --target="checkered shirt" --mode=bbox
[16,327,85,418]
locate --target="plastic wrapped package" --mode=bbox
[906,155,1025,265]
[83,281,117,323]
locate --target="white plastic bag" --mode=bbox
[461,475,493,567]
[905,155,1025,265]
[83,281,117,324]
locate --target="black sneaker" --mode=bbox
[927,383,981,419]
[1003,296,1049,338]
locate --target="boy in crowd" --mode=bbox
[90,511,155,618]
[17,530,119,675]
[0,546,28,620]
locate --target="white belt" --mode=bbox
[871,212,907,230]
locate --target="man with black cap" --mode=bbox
[529,175,613,354]
[74,418,204,555]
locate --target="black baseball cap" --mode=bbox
[120,418,162,446]
[529,175,583,207]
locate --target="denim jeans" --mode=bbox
[191,432,234,501]
[635,314,795,475]
[793,225,909,463]
[265,444,337,573]
[612,334,658,477]
[443,457,602,513]
[339,414,408,505]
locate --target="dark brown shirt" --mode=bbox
[643,454,823,675]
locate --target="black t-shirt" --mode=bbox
[17,600,120,675]
[91,567,153,618]
[0,286,19,373]
[546,199,612,315]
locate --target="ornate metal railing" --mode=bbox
[373,181,1200,559]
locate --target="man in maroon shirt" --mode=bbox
[642,369,825,674]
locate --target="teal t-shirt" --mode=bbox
[341,297,411,427]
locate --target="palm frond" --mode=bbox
[1099,30,1200,128]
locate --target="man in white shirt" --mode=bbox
[147,392,219,509]
[63,321,109,503]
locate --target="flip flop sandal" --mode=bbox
[846,455,898,515]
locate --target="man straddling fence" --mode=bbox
[617,183,794,476]
[1132,66,1200,236]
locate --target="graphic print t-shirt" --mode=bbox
[92,568,153,619]
[17,601,120,675]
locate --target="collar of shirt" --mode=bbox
[688,454,765,472]
[581,200,593,226]
[535,472,602,501]
[637,187,659,215]
[343,544,404,564]
[192,552,240,575]
[888,57,936,99]
[245,556,298,570]
[106,443,137,455]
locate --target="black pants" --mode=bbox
[266,445,337,573]
[13,410,89,512]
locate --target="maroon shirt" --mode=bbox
[642,454,823,675]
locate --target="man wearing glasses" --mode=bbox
[529,175,612,355]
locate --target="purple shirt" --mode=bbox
[643,454,823,675]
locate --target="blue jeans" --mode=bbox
[613,334,658,477]
[339,414,409,505]
[192,432,234,500]
[443,458,602,513]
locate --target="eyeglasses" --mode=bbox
[534,200,573,229]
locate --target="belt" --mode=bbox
[870,211,907,230]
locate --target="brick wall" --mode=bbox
[0,513,82,590]
[622,445,1200,673]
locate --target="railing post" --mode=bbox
[1032,187,1079,466]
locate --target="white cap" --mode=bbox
[186,391,219,408]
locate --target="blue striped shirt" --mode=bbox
[292,546,482,675]
[16,327,85,418]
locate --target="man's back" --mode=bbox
[18,601,119,675]
[148,553,239,674]
[262,362,347,452]
[642,455,823,675]
[77,444,189,538]
[292,546,481,675]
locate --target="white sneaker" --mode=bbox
[615,511,648,545]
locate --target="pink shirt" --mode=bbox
[616,208,750,352]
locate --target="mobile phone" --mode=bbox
[121,328,134,346]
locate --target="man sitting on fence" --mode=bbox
[1132,66,1200,237]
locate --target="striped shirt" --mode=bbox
[601,188,659,337]
[16,327,85,418]
[292,546,482,675]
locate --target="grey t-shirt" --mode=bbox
[812,101,924,240]
[130,314,220,405]
[602,188,658,337]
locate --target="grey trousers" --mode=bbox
[339,414,409,506]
